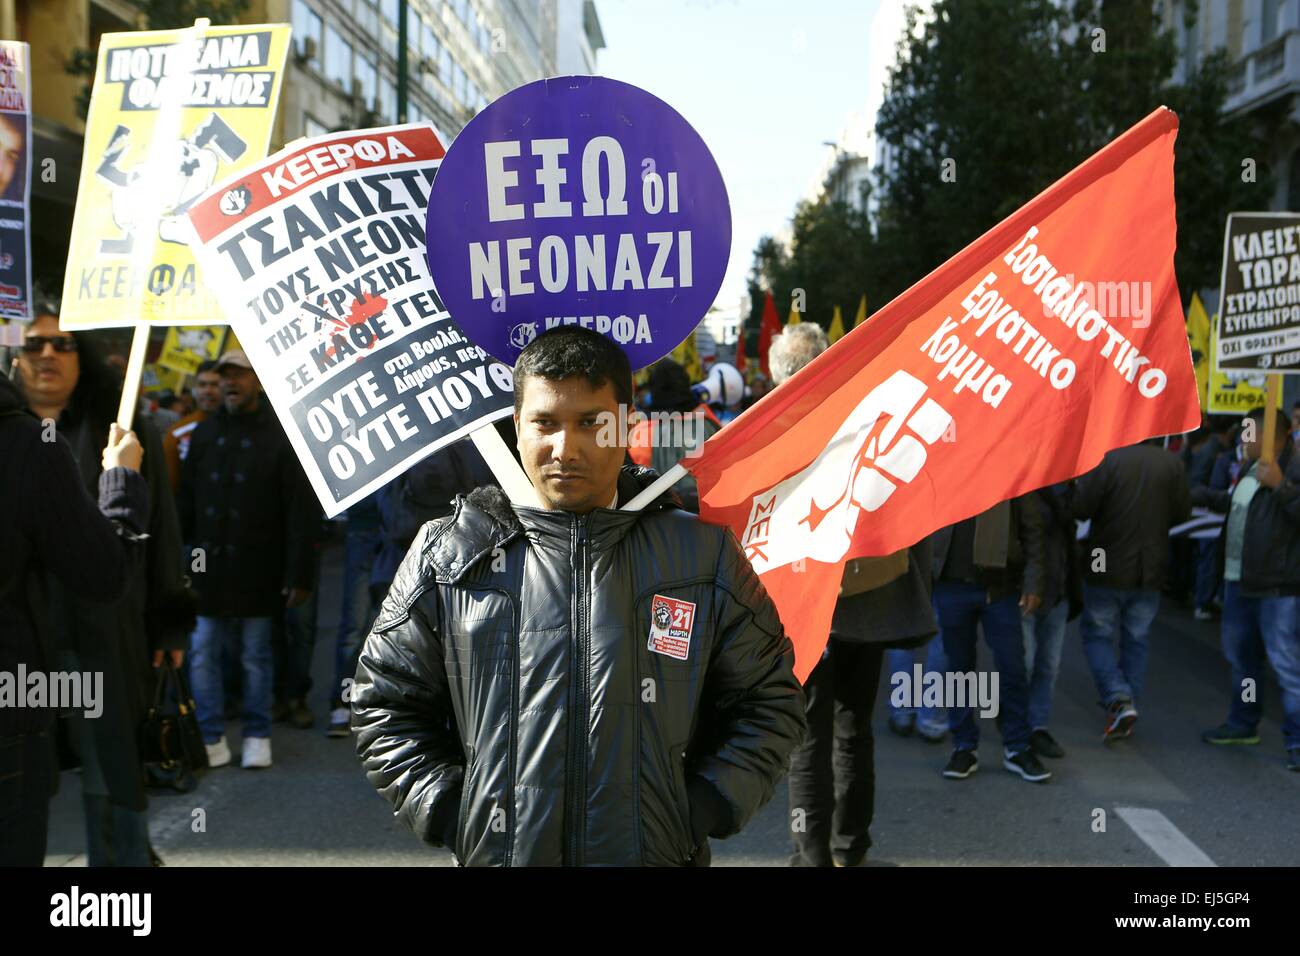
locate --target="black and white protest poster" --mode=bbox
[1215,212,1300,373]
[187,123,516,516]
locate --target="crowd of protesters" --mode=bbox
[3,301,1299,868]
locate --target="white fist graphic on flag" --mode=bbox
[741,370,952,574]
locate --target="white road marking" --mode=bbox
[1115,806,1217,867]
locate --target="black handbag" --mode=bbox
[140,659,209,793]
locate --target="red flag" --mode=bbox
[758,290,781,377]
[734,316,748,373]
[684,108,1198,682]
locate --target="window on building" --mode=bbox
[423,22,440,63]
[357,0,379,37]
[380,75,397,122]
[324,25,353,88]
[356,52,378,107]
[455,0,469,25]
[380,0,398,27]
[1262,0,1281,44]
[408,6,421,51]
[292,0,323,65]
[304,113,329,138]
[452,62,466,103]
[439,44,452,80]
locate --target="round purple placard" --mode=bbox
[425,75,731,370]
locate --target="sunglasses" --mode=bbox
[21,335,78,354]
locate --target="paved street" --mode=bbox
[44,537,1300,867]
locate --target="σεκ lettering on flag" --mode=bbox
[683,107,1199,682]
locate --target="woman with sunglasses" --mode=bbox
[1,364,150,865]
[13,298,192,866]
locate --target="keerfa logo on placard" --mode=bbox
[426,76,732,371]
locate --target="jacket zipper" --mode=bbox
[564,513,591,866]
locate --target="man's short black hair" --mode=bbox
[1245,405,1291,442]
[196,359,220,376]
[513,326,634,413]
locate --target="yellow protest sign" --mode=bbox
[1208,311,1269,415]
[142,362,183,393]
[60,23,290,330]
[158,324,227,375]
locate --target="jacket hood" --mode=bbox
[427,464,682,585]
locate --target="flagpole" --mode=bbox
[622,462,687,511]
[115,322,151,428]
[470,422,539,506]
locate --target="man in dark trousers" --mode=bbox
[767,322,939,866]
[931,497,1048,783]
[352,326,806,866]
[177,350,319,770]
[1073,439,1190,741]
[1195,408,1300,771]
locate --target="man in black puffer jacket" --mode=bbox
[353,327,807,866]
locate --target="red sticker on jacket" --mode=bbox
[648,595,696,660]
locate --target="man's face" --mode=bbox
[515,375,625,513]
[0,117,22,199]
[220,365,261,414]
[193,370,223,413]
[18,313,79,412]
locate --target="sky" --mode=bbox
[597,0,888,311]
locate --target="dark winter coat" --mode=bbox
[37,394,190,811]
[1073,442,1191,592]
[177,398,320,617]
[1194,444,1300,596]
[0,375,149,738]
[352,466,807,866]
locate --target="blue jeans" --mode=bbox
[1022,599,1068,731]
[1080,583,1159,706]
[934,581,1031,753]
[334,527,381,706]
[884,635,948,733]
[1220,581,1300,749]
[191,616,275,743]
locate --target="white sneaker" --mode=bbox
[205,736,231,768]
[241,736,272,769]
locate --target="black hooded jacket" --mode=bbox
[352,465,807,866]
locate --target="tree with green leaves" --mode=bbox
[746,0,1270,348]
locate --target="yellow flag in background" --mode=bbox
[828,305,846,344]
[672,329,702,382]
[1207,311,1269,415]
[1186,292,1211,409]
[854,294,867,328]
[786,305,801,326]
[60,23,292,330]
[158,325,228,376]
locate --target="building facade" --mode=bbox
[1165,0,1299,211]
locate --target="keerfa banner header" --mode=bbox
[60,23,290,330]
